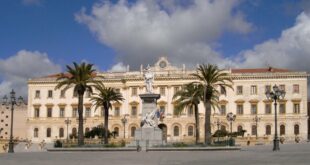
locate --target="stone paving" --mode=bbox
[1,143,310,165]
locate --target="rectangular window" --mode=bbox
[72,108,78,117]
[131,106,137,117]
[236,86,243,95]
[60,90,66,98]
[85,90,91,98]
[34,108,40,118]
[48,90,53,98]
[237,104,243,115]
[265,85,271,93]
[160,87,165,96]
[85,108,91,117]
[131,87,138,96]
[220,86,226,95]
[279,103,286,114]
[279,84,285,91]
[101,107,105,117]
[220,105,226,115]
[293,103,300,114]
[115,88,120,93]
[47,108,52,117]
[73,91,78,97]
[159,106,165,114]
[173,106,180,117]
[265,104,271,114]
[59,108,65,118]
[174,87,180,95]
[35,90,40,98]
[293,84,299,93]
[251,104,257,115]
[187,107,194,117]
[250,85,257,95]
[114,107,120,117]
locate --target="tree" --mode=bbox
[90,83,124,144]
[191,64,232,145]
[84,125,111,139]
[173,83,203,144]
[55,62,102,146]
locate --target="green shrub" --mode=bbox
[172,142,188,147]
[84,125,112,139]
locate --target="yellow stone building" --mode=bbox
[26,57,308,144]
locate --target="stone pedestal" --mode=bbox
[128,93,164,150]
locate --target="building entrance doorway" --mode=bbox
[158,124,167,142]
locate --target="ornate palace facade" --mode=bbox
[27,57,308,143]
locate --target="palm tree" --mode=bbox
[55,62,102,146]
[90,83,124,144]
[191,64,232,145]
[173,83,203,144]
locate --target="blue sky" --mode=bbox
[0,0,310,96]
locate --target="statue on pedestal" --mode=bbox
[144,65,154,93]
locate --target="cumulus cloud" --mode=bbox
[109,62,127,72]
[75,0,252,69]
[0,50,61,98]
[236,12,310,72]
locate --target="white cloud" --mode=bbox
[22,0,43,6]
[75,0,252,69]
[0,50,61,98]
[109,62,127,72]
[236,12,310,72]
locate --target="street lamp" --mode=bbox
[226,112,236,140]
[64,118,71,142]
[214,118,221,142]
[2,89,26,153]
[253,115,261,139]
[213,113,221,142]
[265,85,285,151]
[121,115,128,139]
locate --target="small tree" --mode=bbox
[90,83,124,144]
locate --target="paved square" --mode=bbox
[1,143,310,165]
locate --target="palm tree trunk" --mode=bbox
[104,103,109,144]
[204,100,212,145]
[78,94,84,146]
[194,104,200,144]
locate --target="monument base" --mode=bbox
[128,127,164,150]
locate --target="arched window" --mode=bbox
[266,125,271,135]
[85,127,90,134]
[72,128,77,136]
[251,125,257,135]
[187,107,194,117]
[114,127,119,137]
[294,124,299,135]
[46,128,51,138]
[173,126,179,136]
[220,125,226,131]
[34,128,39,138]
[59,128,64,138]
[237,125,243,132]
[131,127,136,137]
[188,126,194,136]
[280,125,285,135]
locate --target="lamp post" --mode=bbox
[253,115,261,139]
[265,85,285,151]
[64,118,71,142]
[213,114,221,142]
[2,89,25,153]
[226,112,236,141]
[121,115,128,139]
